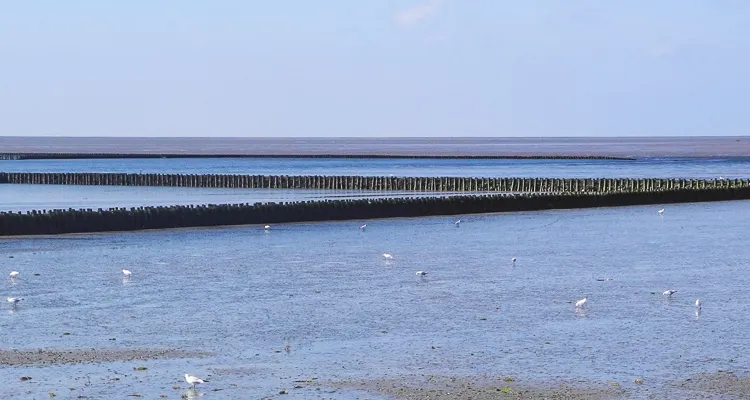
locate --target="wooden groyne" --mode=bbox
[0,153,635,161]
[2,186,749,236]
[0,172,747,193]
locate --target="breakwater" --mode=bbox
[0,153,635,161]
[1,172,747,193]
[2,186,749,236]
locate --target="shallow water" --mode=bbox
[2,156,750,178]
[2,136,750,157]
[0,184,476,212]
[1,200,749,398]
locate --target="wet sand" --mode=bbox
[669,371,750,399]
[324,375,628,399]
[0,348,211,366]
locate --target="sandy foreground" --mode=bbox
[2,349,749,399]
[323,371,750,399]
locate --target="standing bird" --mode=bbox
[360,224,367,231]
[658,208,665,215]
[415,271,428,277]
[184,373,206,389]
[7,297,24,308]
[264,225,271,230]
[122,269,132,277]
[383,253,393,260]
[663,290,677,296]
[511,257,517,265]
[575,297,587,308]
[454,219,462,227]
[9,271,19,279]
[695,299,702,309]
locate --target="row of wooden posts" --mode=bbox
[1,172,747,193]
[2,186,750,236]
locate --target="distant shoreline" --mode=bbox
[0,153,635,161]
[0,136,748,158]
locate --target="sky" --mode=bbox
[0,1,749,138]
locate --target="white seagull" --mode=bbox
[658,208,665,215]
[695,299,701,309]
[184,373,206,389]
[511,257,517,264]
[122,269,132,277]
[663,289,677,296]
[415,271,427,276]
[9,271,19,279]
[383,253,393,260]
[454,219,462,226]
[264,225,271,230]
[360,224,367,231]
[575,297,587,308]
[7,297,24,307]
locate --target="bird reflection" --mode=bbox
[182,389,205,399]
[574,307,588,317]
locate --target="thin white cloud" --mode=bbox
[650,45,677,58]
[395,1,441,26]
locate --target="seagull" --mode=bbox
[7,297,24,307]
[122,269,132,277]
[511,257,517,265]
[415,271,427,276]
[695,299,701,309]
[360,224,367,231]
[383,253,393,260]
[264,225,270,230]
[658,208,665,215]
[9,271,19,279]
[454,219,462,226]
[575,297,587,308]
[663,290,677,296]
[184,373,206,389]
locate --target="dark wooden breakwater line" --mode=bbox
[1,172,748,193]
[1,186,749,236]
[0,153,635,161]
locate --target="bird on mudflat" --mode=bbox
[184,373,206,389]
[7,297,24,308]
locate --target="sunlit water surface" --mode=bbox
[1,200,749,398]
[2,156,750,178]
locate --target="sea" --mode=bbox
[1,137,749,399]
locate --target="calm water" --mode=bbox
[1,201,749,398]
[2,157,750,178]
[2,136,750,157]
[0,184,478,212]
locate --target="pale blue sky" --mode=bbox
[1,1,748,137]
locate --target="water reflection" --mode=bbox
[182,389,204,399]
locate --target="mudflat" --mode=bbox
[0,348,211,366]
[325,375,628,400]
